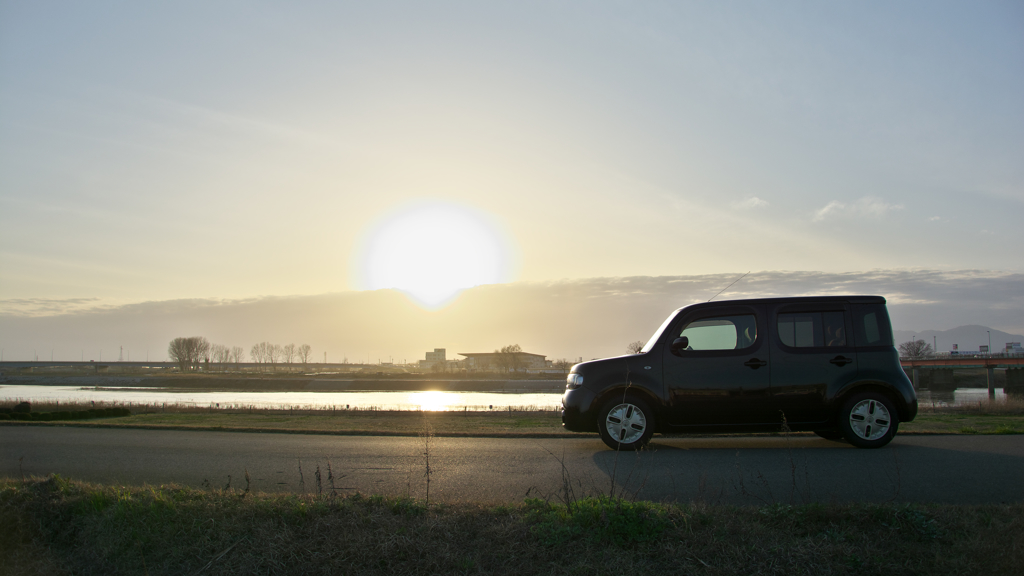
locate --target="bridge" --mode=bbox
[900,356,1024,398]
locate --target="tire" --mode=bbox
[597,396,655,451]
[814,430,845,441]
[838,392,899,449]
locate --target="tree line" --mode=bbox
[167,337,313,372]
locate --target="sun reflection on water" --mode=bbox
[408,391,461,411]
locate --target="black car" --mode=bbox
[562,296,916,449]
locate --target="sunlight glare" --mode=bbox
[357,202,514,308]
[408,391,460,411]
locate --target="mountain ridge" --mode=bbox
[893,325,1024,354]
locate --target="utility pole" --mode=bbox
[988,331,992,355]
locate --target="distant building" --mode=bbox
[1007,342,1022,353]
[418,348,447,369]
[458,351,552,372]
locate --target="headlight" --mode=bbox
[566,374,583,389]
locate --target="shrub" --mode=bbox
[13,401,31,413]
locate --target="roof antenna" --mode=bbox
[708,271,750,302]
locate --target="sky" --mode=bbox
[1,1,1023,358]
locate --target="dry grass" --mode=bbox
[917,395,1024,415]
[1,475,1021,575]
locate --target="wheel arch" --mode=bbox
[592,385,665,432]
[834,381,910,422]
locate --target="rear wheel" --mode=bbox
[598,396,655,450]
[838,392,899,449]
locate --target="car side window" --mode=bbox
[778,311,847,348]
[679,315,757,351]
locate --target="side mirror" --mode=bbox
[670,336,689,356]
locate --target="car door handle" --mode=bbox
[829,355,853,367]
[744,358,767,369]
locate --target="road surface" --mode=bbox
[2,426,1022,505]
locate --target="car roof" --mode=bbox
[675,295,886,313]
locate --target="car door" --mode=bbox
[769,302,858,424]
[662,304,773,426]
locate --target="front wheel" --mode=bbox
[838,392,899,449]
[598,396,655,450]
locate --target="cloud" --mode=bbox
[2,270,1022,362]
[0,298,106,316]
[730,197,769,209]
[813,197,904,221]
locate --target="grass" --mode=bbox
[1,475,1020,575]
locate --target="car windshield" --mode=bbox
[640,309,680,353]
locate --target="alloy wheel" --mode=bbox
[848,399,891,441]
[605,403,647,444]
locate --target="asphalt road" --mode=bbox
[2,426,1022,505]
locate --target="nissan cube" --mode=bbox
[561,296,916,450]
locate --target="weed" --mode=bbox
[421,413,434,506]
[241,468,251,500]
[327,460,340,498]
[541,447,580,515]
[314,463,322,499]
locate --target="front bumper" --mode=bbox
[561,387,598,432]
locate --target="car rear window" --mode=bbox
[852,304,894,347]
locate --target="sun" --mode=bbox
[355,202,515,308]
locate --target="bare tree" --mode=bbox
[553,359,573,374]
[494,344,523,374]
[283,343,296,364]
[898,339,934,359]
[627,340,645,355]
[297,344,312,364]
[250,342,267,370]
[168,337,210,372]
[230,346,245,364]
[268,344,282,370]
[211,344,231,364]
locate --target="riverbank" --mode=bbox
[0,374,567,392]
[2,475,1019,575]
[2,406,1022,437]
